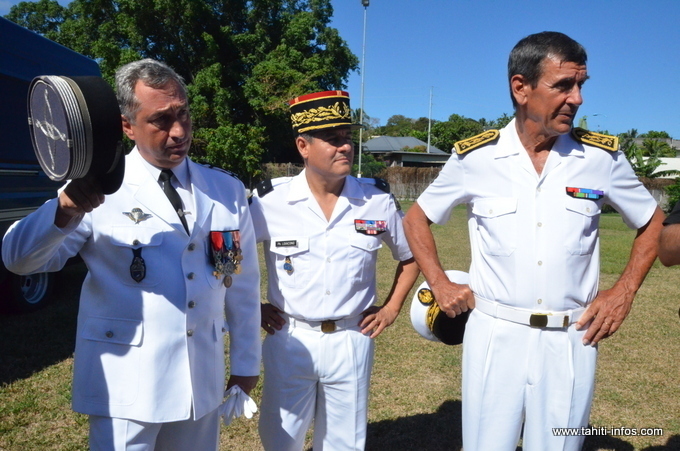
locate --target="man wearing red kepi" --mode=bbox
[249,90,419,450]
[404,32,665,450]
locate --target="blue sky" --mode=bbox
[3,0,679,137]
[330,0,680,138]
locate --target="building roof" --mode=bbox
[363,136,448,154]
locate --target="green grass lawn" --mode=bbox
[1,204,678,450]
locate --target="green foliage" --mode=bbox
[641,130,671,139]
[353,152,386,178]
[402,145,427,153]
[6,0,358,182]
[192,123,267,185]
[665,178,680,213]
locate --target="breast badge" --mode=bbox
[123,207,153,224]
[130,248,146,283]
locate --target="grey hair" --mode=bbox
[115,58,187,124]
[299,133,315,143]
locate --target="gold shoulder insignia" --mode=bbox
[454,130,500,155]
[572,128,619,152]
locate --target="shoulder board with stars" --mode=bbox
[454,130,500,155]
[357,177,390,193]
[199,163,241,180]
[571,128,619,152]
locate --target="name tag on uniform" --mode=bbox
[566,187,604,200]
[355,219,387,235]
[276,240,298,247]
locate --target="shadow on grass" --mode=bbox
[0,262,86,385]
[366,399,463,451]
[583,433,680,450]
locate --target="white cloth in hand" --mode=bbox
[218,385,258,426]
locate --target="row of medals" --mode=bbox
[213,248,243,287]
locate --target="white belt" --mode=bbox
[284,313,362,333]
[474,295,585,328]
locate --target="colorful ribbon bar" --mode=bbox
[566,187,604,200]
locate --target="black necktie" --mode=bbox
[159,169,190,235]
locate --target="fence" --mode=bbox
[260,165,673,210]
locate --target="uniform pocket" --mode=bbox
[269,236,310,289]
[563,197,600,255]
[79,316,143,406]
[348,233,382,284]
[471,197,517,256]
[110,226,164,287]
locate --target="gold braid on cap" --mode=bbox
[291,101,352,133]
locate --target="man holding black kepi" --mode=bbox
[249,90,419,450]
[403,31,665,450]
[3,59,261,450]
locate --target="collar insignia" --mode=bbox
[123,208,153,224]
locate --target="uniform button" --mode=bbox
[537,222,543,227]
[188,301,196,308]
[586,207,591,213]
[187,272,195,280]
[105,331,114,338]
[188,243,196,251]
[326,290,331,295]
[221,327,226,333]
[327,257,331,263]
[488,209,493,214]
[537,299,543,304]
[538,261,543,266]
[187,329,194,337]
[537,187,542,192]
[132,239,140,246]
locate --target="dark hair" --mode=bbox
[508,31,587,108]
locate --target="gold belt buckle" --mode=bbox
[529,314,548,328]
[321,320,336,333]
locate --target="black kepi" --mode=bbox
[27,75,124,194]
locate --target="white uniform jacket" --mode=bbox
[249,171,412,321]
[418,120,658,311]
[2,148,261,422]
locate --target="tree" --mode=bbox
[623,141,680,178]
[641,130,671,139]
[352,152,385,178]
[429,114,484,152]
[6,0,358,183]
[5,0,67,41]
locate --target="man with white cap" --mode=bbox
[403,32,664,450]
[249,90,419,450]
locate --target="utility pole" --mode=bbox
[427,87,433,153]
[357,0,369,177]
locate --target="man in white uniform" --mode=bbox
[249,90,419,450]
[2,59,261,450]
[403,32,664,450]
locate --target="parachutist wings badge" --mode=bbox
[123,208,153,224]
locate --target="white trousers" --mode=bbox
[462,308,598,451]
[258,321,375,451]
[88,409,220,451]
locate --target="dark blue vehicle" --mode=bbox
[0,17,100,313]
